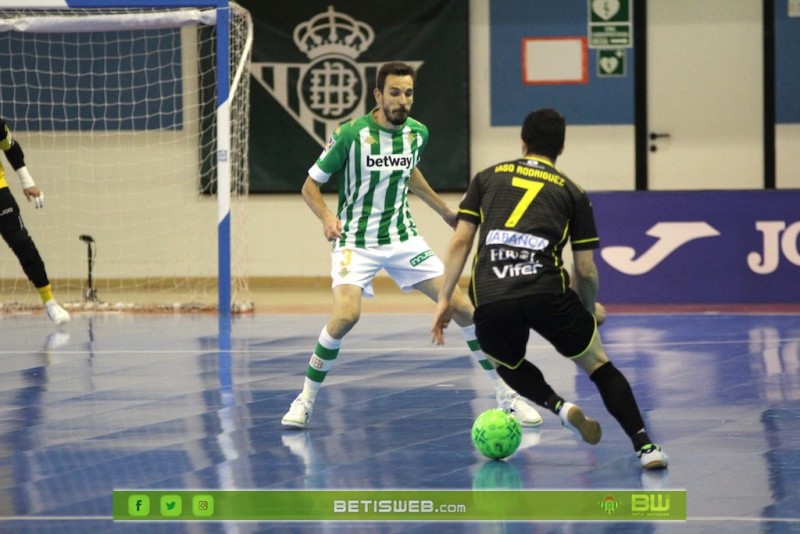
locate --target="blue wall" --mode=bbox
[490,0,800,126]
[490,0,634,126]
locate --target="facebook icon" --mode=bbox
[128,495,150,516]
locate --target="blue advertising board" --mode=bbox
[591,190,800,304]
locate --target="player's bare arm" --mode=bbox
[432,219,478,345]
[568,262,606,326]
[301,176,342,241]
[408,167,457,228]
[573,249,601,319]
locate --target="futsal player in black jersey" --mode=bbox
[431,108,667,470]
[0,117,70,325]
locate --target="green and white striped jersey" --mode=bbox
[308,111,428,248]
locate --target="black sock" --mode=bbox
[496,360,561,411]
[631,430,653,451]
[589,362,649,449]
[545,394,566,415]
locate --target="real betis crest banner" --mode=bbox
[239,0,470,193]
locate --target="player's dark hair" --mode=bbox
[521,108,566,161]
[376,61,416,92]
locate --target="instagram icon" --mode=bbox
[192,495,214,517]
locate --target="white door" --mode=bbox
[647,0,763,190]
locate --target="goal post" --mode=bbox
[0,0,252,314]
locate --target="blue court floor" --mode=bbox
[0,309,797,533]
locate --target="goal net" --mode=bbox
[0,1,252,314]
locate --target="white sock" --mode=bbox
[300,326,342,402]
[459,324,507,393]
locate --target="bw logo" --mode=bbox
[251,6,423,147]
[631,493,670,514]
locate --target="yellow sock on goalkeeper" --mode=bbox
[37,284,54,304]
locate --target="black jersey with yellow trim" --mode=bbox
[458,156,599,307]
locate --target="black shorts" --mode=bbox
[473,291,596,368]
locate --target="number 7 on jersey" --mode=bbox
[504,177,545,228]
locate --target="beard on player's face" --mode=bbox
[386,105,408,125]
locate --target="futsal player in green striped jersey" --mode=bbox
[282,61,541,429]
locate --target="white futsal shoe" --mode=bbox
[281,395,314,429]
[45,300,70,326]
[638,443,669,470]
[497,388,543,427]
[559,402,602,444]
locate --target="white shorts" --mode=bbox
[331,236,444,298]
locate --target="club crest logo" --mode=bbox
[250,6,423,147]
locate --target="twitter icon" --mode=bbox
[160,495,182,516]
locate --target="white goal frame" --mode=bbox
[0,0,252,315]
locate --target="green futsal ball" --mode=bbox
[471,408,522,460]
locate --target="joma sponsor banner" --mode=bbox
[592,190,800,304]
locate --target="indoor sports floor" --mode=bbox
[0,294,798,533]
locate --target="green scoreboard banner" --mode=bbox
[240,1,470,193]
